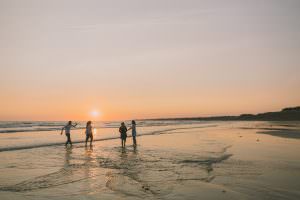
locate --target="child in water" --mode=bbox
[85,121,93,146]
[128,120,137,146]
[119,122,128,148]
[61,121,78,146]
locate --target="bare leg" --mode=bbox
[69,138,72,146]
[90,134,93,146]
[66,134,72,146]
[85,135,88,146]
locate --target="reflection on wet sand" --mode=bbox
[64,147,72,167]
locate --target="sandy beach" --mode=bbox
[0,121,299,200]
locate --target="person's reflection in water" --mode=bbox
[63,147,74,177]
[64,146,73,167]
[120,146,127,158]
[85,144,93,154]
[83,145,98,191]
[119,147,128,169]
[85,145,94,164]
[85,145,95,170]
[133,144,138,153]
[118,145,141,183]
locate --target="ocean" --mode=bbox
[0,120,299,200]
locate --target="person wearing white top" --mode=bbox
[128,120,137,146]
[61,121,77,146]
[85,121,93,146]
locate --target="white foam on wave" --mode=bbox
[0,125,217,153]
[0,120,214,134]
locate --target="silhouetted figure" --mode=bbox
[85,121,93,146]
[128,120,137,146]
[119,122,128,148]
[61,121,77,146]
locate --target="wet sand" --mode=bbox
[0,121,299,199]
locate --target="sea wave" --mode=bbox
[0,125,217,152]
[0,120,213,134]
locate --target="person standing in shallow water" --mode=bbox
[119,122,128,148]
[128,120,137,146]
[85,121,93,146]
[61,121,78,146]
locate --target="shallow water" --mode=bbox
[0,121,300,199]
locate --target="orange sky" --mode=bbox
[0,0,300,121]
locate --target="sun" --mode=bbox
[90,110,101,118]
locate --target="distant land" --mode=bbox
[151,106,300,121]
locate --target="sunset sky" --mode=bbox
[0,0,300,121]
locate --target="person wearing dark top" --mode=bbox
[119,122,128,148]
